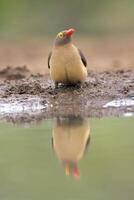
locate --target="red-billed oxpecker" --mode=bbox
[48,28,87,88]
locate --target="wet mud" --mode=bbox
[0,66,134,123]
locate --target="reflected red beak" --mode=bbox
[73,167,80,180]
[66,28,75,37]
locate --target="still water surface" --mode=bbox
[0,116,134,200]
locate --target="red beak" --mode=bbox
[66,28,75,37]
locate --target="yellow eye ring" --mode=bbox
[58,32,64,38]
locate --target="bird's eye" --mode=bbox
[58,32,64,38]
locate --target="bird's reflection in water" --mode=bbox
[52,116,90,180]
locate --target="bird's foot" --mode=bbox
[54,82,59,89]
[75,82,82,89]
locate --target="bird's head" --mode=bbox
[64,162,80,180]
[55,28,75,46]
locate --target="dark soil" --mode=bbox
[0,66,134,123]
[0,66,30,80]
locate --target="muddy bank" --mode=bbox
[0,65,31,80]
[0,66,134,123]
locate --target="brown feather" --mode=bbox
[48,51,52,69]
[78,49,87,67]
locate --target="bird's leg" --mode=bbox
[76,81,82,88]
[54,82,59,89]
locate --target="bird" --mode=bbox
[51,116,90,179]
[48,28,87,88]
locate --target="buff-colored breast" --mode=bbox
[53,120,90,162]
[50,44,87,83]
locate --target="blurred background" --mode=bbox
[0,0,134,73]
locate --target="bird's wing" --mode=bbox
[48,52,52,69]
[78,49,87,67]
